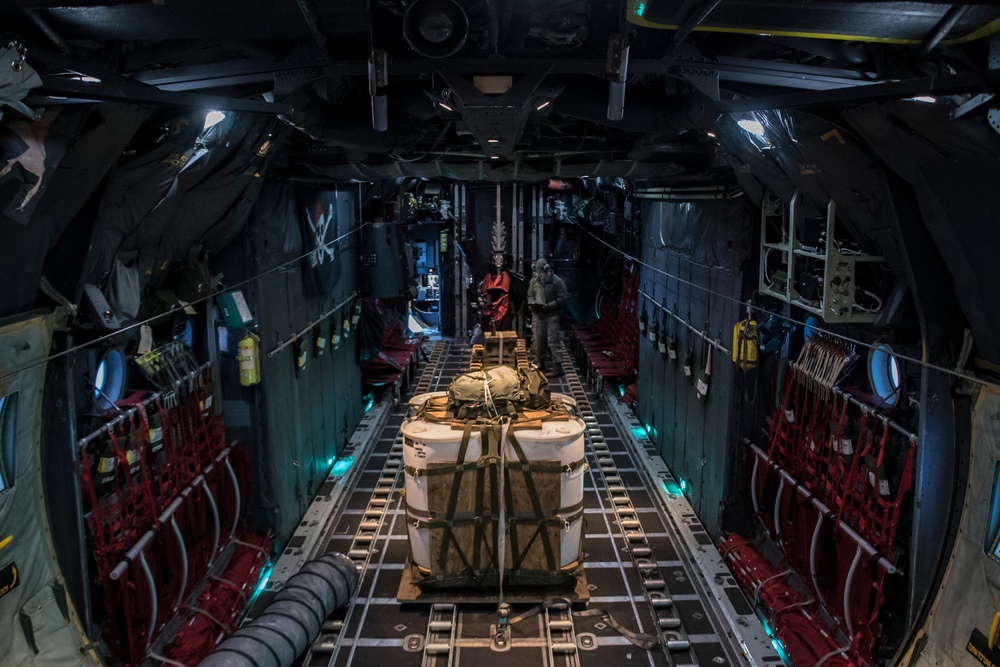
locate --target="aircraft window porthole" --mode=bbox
[868,344,901,407]
[94,349,125,411]
[0,394,18,492]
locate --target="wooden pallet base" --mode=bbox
[396,561,590,605]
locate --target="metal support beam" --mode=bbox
[716,68,1000,112]
[294,0,328,53]
[916,5,971,60]
[35,76,291,114]
[123,55,881,93]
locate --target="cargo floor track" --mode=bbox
[248,339,780,667]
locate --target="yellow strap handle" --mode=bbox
[0,535,11,551]
[989,611,1000,651]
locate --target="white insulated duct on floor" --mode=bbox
[199,553,359,667]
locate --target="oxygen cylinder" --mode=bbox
[238,332,261,386]
[731,319,758,370]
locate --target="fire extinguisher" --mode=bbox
[238,331,261,386]
[731,305,758,371]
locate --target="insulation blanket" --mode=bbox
[0,313,88,666]
[910,388,1000,667]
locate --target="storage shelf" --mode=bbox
[759,191,886,325]
[759,286,789,301]
[793,248,826,260]
[791,299,824,316]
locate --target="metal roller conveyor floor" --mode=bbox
[251,338,776,667]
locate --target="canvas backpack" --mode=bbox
[519,368,551,410]
[447,366,524,419]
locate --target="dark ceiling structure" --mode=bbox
[3,0,1000,182]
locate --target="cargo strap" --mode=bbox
[406,501,584,527]
[404,457,585,478]
[508,598,660,650]
[506,430,558,573]
[416,398,569,425]
[435,422,506,579]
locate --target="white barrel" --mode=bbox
[551,392,578,417]
[401,408,586,571]
[407,391,448,418]
[409,391,576,418]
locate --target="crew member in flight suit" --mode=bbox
[527,258,569,377]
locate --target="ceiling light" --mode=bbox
[473,75,512,95]
[490,155,499,160]
[535,100,551,111]
[706,131,716,138]
[438,101,453,111]
[203,110,226,131]
[71,75,101,83]
[909,96,936,103]
[737,119,765,138]
[487,139,499,144]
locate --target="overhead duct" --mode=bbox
[403,0,470,59]
[199,553,359,667]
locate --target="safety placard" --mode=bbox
[0,562,19,600]
[967,628,1000,667]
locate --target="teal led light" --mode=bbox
[618,384,626,397]
[636,2,646,16]
[631,425,648,439]
[771,638,790,664]
[363,393,375,412]
[332,455,354,478]
[662,479,682,496]
[679,477,688,493]
[247,562,274,607]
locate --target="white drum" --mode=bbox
[407,391,448,418]
[401,407,586,572]
[408,391,577,418]
[551,392,578,417]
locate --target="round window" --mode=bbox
[94,349,126,411]
[868,344,902,406]
[0,394,15,492]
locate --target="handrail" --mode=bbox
[222,454,241,542]
[169,515,187,612]
[76,361,214,450]
[637,287,731,356]
[748,443,896,575]
[196,474,221,566]
[831,386,918,445]
[267,291,358,358]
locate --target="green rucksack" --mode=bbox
[448,366,525,419]
[519,368,551,410]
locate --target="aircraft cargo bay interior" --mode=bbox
[1,2,1000,667]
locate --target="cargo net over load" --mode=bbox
[401,365,587,590]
